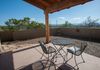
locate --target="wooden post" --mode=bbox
[45,10,50,43]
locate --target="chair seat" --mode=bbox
[67,46,81,56]
[47,46,56,54]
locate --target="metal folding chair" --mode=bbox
[39,41,60,70]
[65,41,87,70]
[39,41,57,61]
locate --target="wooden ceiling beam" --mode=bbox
[38,0,50,7]
[47,0,92,13]
[55,0,61,2]
[25,0,46,10]
[49,0,61,2]
[47,0,60,4]
[44,0,62,7]
[47,0,56,4]
[25,0,92,13]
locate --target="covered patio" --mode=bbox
[1,0,100,70]
[13,44,100,70]
[0,36,100,70]
[24,0,92,43]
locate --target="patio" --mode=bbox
[0,0,99,70]
[0,36,100,70]
[14,46,100,70]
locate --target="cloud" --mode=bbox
[30,18,36,21]
[55,16,98,24]
[71,17,81,20]
[56,17,67,24]
[69,17,86,23]
[58,17,67,20]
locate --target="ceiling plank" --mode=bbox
[55,0,61,2]
[24,0,92,13]
[47,0,92,13]
[38,0,50,7]
[25,0,46,10]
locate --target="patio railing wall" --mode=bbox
[0,28,100,42]
[0,29,45,42]
[54,28,100,42]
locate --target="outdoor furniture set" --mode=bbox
[38,39,87,70]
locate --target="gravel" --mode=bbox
[1,36,100,58]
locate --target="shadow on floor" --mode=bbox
[19,60,56,70]
[18,60,75,70]
[57,63,75,70]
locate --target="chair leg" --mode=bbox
[47,53,57,70]
[49,53,52,57]
[65,53,73,64]
[40,53,44,59]
[48,54,49,60]
[81,54,85,63]
[54,52,57,62]
[73,54,85,70]
[59,52,65,63]
[46,54,50,70]
[65,51,68,61]
[48,60,56,70]
[55,51,65,63]
[74,55,79,70]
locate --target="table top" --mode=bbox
[52,38,72,46]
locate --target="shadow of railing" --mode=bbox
[57,63,75,70]
[0,51,14,70]
[18,60,56,70]
[16,59,75,70]
[13,44,39,53]
[0,45,40,70]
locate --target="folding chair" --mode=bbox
[65,41,87,70]
[39,41,57,61]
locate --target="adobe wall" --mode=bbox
[0,28,100,42]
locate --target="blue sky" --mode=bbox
[0,0,100,25]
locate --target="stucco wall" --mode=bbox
[0,28,100,42]
[55,28,100,42]
[0,31,13,41]
[0,29,45,42]
[13,29,45,40]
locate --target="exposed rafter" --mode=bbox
[47,0,92,13]
[25,0,46,10]
[38,0,50,7]
[25,0,92,13]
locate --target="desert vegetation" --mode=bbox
[0,16,100,31]
[51,16,100,28]
[0,17,45,31]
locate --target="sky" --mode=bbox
[0,0,100,25]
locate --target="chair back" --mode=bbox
[39,41,48,54]
[80,42,87,53]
